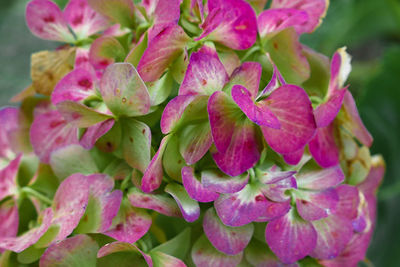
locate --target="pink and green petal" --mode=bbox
[30,110,79,163]
[218,49,241,76]
[64,0,110,40]
[245,239,297,267]
[265,208,317,264]
[257,8,309,38]
[260,177,297,202]
[231,85,280,128]
[0,200,18,240]
[309,125,340,168]
[26,0,74,42]
[310,214,353,260]
[165,183,200,222]
[138,25,190,82]
[80,119,115,149]
[214,183,270,227]
[201,169,249,194]
[198,0,257,50]
[227,62,262,98]
[89,36,126,70]
[258,62,286,97]
[255,199,291,222]
[329,47,352,93]
[0,208,53,253]
[192,234,243,267]
[182,166,219,202]
[100,63,151,117]
[150,251,187,267]
[203,208,254,255]
[334,185,359,220]
[256,165,297,185]
[295,188,339,221]
[87,0,135,28]
[40,234,98,267]
[358,155,385,196]
[141,136,169,193]
[0,107,20,158]
[314,88,346,128]
[179,46,229,96]
[0,155,22,200]
[128,188,181,217]
[148,0,181,40]
[160,95,197,134]
[296,165,344,191]
[270,0,329,33]
[51,68,96,105]
[260,85,316,154]
[97,241,153,266]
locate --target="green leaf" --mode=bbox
[146,72,174,106]
[30,164,59,198]
[151,227,191,259]
[17,245,46,264]
[163,134,186,182]
[125,32,148,68]
[170,51,189,84]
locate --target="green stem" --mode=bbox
[241,46,261,62]
[21,187,53,205]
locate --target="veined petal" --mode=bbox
[265,208,317,264]
[260,177,297,202]
[203,208,254,255]
[128,188,181,218]
[335,185,359,220]
[296,165,344,190]
[295,188,339,221]
[89,36,126,70]
[260,85,316,154]
[270,0,329,33]
[201,169,249,194]
[257,8,308,38]
[309,125,340,168]
[192,235,243,267]
[80,119,115,149]
[30,110,79,163]
[0,107,20,158]
[314,88,346,128]
[64,0,110,39]
[182,167,219,203]
[227,62,262,98]
[100,63,151,117]
[198,0,257,50]
[165,183,200,222]
[179,46,229,96]
[0,155,22,201]
[51,68,96,105]
[0,200,18,241]
[87,0,135,28]
[255,199,291,222]
[138,25,190,82]
[329,47,352,93]
[26,0,74,42]
[283,148,304,165]
[256,165,297,185]
[149,0,181,40]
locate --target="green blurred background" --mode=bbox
[0,0,399,265]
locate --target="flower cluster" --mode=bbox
[0,0,384,266]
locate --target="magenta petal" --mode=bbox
[165,183,200,223]
[265,208,317,264]
[75,48,94,71]
[160,95,197,134]
[52,68,96,105]
[296,165,344,190]
[257,8,309,37]
[179,46,229,96]
[255,200,291,222]
[79,119,115,149]
[26,0,74,42]
[203,208,253,255]
[182,167,219,203]
[310,214,353,260]
[138,25,190,82]
[231,85,280,128]
[0,208,53,253]
[149,0,181,40]
[128,188,181,218]
[192,235,243,267]
[64,0,110,39]
[201,170,249,194]
[309,125,340,168]
[257,165,297,185]
[228,62,262,98]
[141,136,169,193]
[335,185,360,220]
[342,90,373,147]
[260,177,297,202]
[100,63,151,117]
[295,188,339,221]
[214,184,269,227]
[199,0,257,50]
[30,110,79,163]
[270,0,328,33]
[283,148,304,165]
[260,85,316,154]
[0,155,22,200]
[329,48,352,93]
[0,200,19,240]
[314,88,346,128]
[52,174,90,242]
[259,63,286,97]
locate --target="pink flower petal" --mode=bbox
[282,148,304,165]
[203,208,254,255]
[227,62,262,98]
[309,125,340,168]
[52,68,96,105]
[0,155,22,200]
[260,177,297,202]
[265,208,317,264]
[98,241,153,265]
[30,110,79,163]
[0,107,20,158]
[358,156,385,196]
[260,85,316,154]
[314,88,346,128]
[40,234,99,267]
[87,0,135,28]
[201,169,249,194]
[198,0,257,50]
[89,36,126,70]
[138,25,190,82]
[148,0,181,40]
[100,63,151,117]
[335,185,360,220]
[26,0,74,42]
[295,188,339,221]
[296,165,344,190]
[255,200,291,222]
[182,166,219,202]
[64,0,110,39]
[179,46,229,96]
[257,8,309,37]
[329,48,352,93]
[192,235,243,267]
[128,188,181,217]
[165,183,200,222]
[0,199,18,240]
[80,119,115,149]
